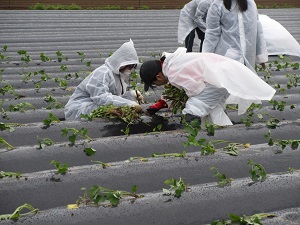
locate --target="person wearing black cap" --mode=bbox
[139,47,276,126]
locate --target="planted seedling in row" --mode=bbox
[269,99,286,111]
[91,160,111,169]
[50,160,68,175]
[128,156,149,162]
[152,151,186,158]
[210,166,233,187]
[36,136,54,149]
[163,177,189,198]
[0,171,22,179]
[0,122,14,132]
[56,50,68,62]
[0,137,14,150]
[77,184,142,207]
[9,102,35,112]
[264,130,300,150]
[61,127,92,146]
[84,147,96,156]
[40,52,51,62]
[247,159,267,182]
[44,94,64,109]
[43,113,60,127]
[152,124,163,132]
[0,82,17,97]
[211,213,276,225]
[0,203,39,221]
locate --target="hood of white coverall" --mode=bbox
[105,39,139,74]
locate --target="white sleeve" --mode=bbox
[194,0,211,32]
[202,2,221,53]
[86,70,137,107]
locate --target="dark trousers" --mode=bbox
[185,27,205,52]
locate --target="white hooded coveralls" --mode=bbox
[202,0,268,72]
[64,40,139,120]
[178,0,213,45]
[162,48,275,125]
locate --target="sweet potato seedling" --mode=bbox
[77,184,142,206]
[210,166,233,187]
[163,177,189,198]
[50,160,68,175]
[0,203,39,221]
[247,159,267,182]
[61,127,92,146]
[0,171,22,179]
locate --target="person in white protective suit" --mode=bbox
[178,0,213,52]
[259,14,300,57]
[64,39,144,120]
[140,47,276,126]
[202,0,268,73]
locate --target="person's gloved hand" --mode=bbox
[132,104,143,113]
[131,90,145,104]
[147,99,168,115]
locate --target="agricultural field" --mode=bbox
[1,8,300,224]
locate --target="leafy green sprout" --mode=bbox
[56,50,68,62]
[0,171,22,179]
[84,147,96,156]
[152,124,163,132]
[17,50,31,65]
[269,99,286,111]
[91,160,111,169]
[0,137,15,150]
[0,203,39,221]
[36,136,54,149]
[44,94,64,109]
[211,213,276,225]
[152,151,186,158]
[43,113,60,126]
[40,52,51,62]
[61,127,92,146]
[128,156,149,162]
[210,166,233,187]
[163,177,189,198]
[77,184,142,206]
[9,102,35,112]
[183,119,249,156]
[264,130,300,150]
[247,159,267,182]
[50,160,69,175]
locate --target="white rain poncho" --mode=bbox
[202,0,268,72]
[178,0,213,45]
[64,39,139,120]
[162,48,276,125]
[259,14,300,57]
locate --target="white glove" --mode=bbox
[130,90,144,104]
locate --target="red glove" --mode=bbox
[147,99,168,114]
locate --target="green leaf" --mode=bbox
[132,185,137,193]
[84,148,96,156]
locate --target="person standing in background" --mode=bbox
[178,0,213,52]
[202,0,268,72]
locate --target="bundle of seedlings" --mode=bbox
[162,84,188,114]
[89,104,143,124]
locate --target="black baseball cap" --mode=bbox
[139,60,162,91]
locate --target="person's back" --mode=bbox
[203,0,268,72]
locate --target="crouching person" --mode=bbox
[64,39,143,120]
[140,47,275,126]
